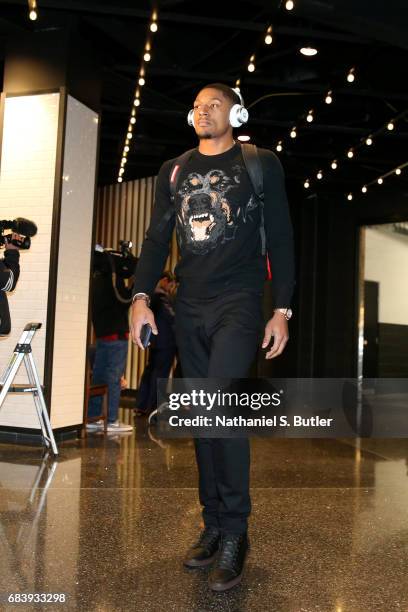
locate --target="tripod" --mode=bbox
[0,323,58,455]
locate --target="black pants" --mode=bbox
[136,346,177,412]
[174,289,264,535]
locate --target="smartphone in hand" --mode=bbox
[140,323,152,348]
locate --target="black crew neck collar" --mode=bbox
[195,142,240,160]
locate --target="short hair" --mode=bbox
[197,83,241,106]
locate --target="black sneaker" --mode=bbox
[183,526,221,568]
[208,532,249,591]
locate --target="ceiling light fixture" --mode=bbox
[265,25,273,45]
[300,46,318,57]
[347,67,355,83]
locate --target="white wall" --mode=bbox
[50,96,98,428]
[0,93,59,428]
[365,225,408,325]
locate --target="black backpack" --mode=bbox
[157,143,267,256]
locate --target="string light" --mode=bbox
[387,121,394,131]
[347,193,353,201]
[325,90,333,104]
[290,126,297,138]
[365,136,373,145]
[347,67,355,83]
[395,168,402,175]
[118,8,158,183]
[306,109,314,123]
[276,141,283,152]
[331,160,338,170]
[317,170,323,180]
[28,0,38,20]
[304,179,310,189]
[362,186,367,193]
[377,177,383,184]
[248,55,256,72]
[347,149,354,158]
[150,11,158,32]
[265,25,273,45]
[285,0,294,10]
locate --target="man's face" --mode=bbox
[192,88,233,140]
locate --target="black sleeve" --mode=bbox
[260,149,296,308]
[0,249,20,292]
[132,159,175,297]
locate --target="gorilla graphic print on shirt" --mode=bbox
[176,164,258,254]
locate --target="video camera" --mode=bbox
[0,218,38,250]
[93,240,137,279]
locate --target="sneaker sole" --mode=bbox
[183,551,218,569]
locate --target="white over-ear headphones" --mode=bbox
[187,86,249,129]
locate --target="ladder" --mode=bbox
[0,323,58,455]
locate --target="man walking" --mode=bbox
[130,83,295,591]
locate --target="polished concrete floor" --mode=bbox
[1,408,408,611]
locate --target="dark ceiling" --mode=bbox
[1,0,408,199]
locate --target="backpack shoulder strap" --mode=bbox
[240,143,266,256]
[157,148,196,232]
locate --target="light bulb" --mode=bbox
[396,168,402,175]
[300,47,318,57]
[362,186,367,193]
[118,177,123,183]
[150,22,158,33]
[248,63,255,72]
[347,193,353,201]
[139,77,145,86]
[124,146,129,153]
[290,127,297,138]
[306,110,314,123]
[378,177,383,184]
[365,137,373,145]
[265,34,273,45]
[317,170,323,180]
[29,9,37,20]
[285,0,294,10]
[134,98,141,107]
[331,160,338,170]
[130,117,136,124]
[121,157,127,164]
[119,168,124,175]
[325,91,333,104]
[304,179,310,189]
[144,52,151,62]
[127,132,133,139]
[347,68,355,83]
[276,141,283,152]
[387,121,394,131]
[347,149,354,159]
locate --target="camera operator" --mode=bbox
[86,243,138,433]
[0,234,22,335]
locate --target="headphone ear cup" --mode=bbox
[229,104,249,128]
[187,109,195,128]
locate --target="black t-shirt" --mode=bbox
[133,142,295,306]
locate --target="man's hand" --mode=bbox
[130,301,158,350]
[261,311,289,359]
[5,233,23,251]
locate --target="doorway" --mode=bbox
[358,223,408,379]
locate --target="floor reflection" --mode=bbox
[0,411,408,611]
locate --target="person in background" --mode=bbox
[87,247,137,433]
[135,271,177,417]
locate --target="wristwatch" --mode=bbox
[131,292,151,307]
[274,308,292,321]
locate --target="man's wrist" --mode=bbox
[132,292,150,307]
[274,308,292,321]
